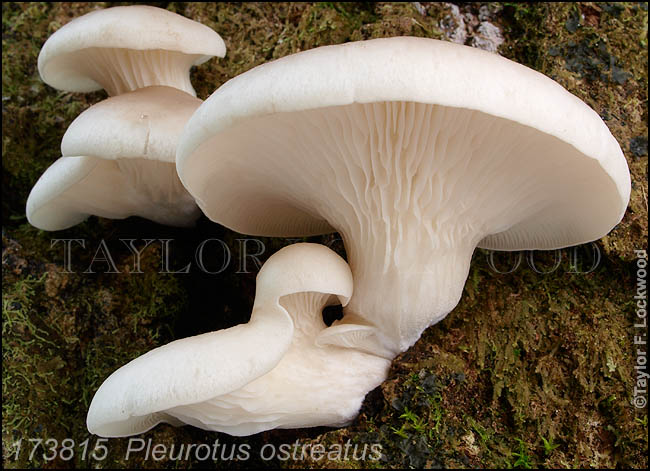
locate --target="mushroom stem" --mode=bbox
[337,237,476,356]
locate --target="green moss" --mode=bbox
[1,232,191,468]
[2,2,647,469]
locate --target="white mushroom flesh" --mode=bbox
[27,86,203,230]
[51,47,207,96]
[87,243,389,437]
[181,100,623,355]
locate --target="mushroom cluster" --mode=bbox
[27,5,225,230]
[26,7,631,439]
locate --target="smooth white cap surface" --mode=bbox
[62,86,202,163]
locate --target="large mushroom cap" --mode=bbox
[178,36,629,251]
[27,86,202,230]
[38,5,226,96]
[177,36,631,355]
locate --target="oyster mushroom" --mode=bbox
[38,5,226,96]
[26,86,202,230]
[87,243,389,437]
[177,37,631,359]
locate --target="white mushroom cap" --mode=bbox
[38,5,226,96]
[177,37,631,355]
[27,86,202,230]
[87,243,389,437]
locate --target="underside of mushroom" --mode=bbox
[51,47,209,96]
[27,155,201,230]
[180,100,626,356]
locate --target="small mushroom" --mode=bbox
[27,86,202,230]
[177,37,631,358]
[87,243,389,437]
[38,5,226,96]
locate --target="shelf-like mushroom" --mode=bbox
[38,5,226,96]
[87,243,389,437]
[27,86,202,229]
[177,37,631,358]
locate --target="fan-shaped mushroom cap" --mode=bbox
[38,5,226,96]
[26,86,202,230]
[87,243,389,437]
[177,37,631,355]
